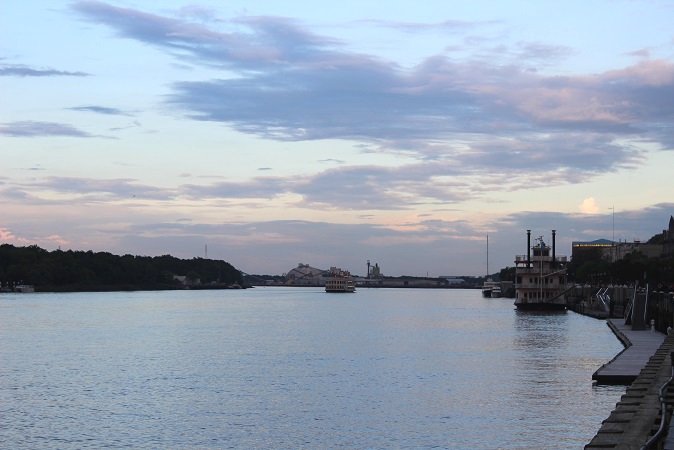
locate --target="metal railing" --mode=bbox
[595,287,611,313]
[641,351,674,450]
[644,283,650,328]
[624,286,636,324]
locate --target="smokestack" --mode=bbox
[527,230,531,268]
[552,230,556,268]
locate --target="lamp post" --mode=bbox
[609,206,615,262]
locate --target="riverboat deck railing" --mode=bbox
[515,255,568,264]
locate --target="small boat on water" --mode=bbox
[482,279,499,297]
[481,234,502,298]
[325,267,355,293]
[14,284,35,293]
[514,230,571,311]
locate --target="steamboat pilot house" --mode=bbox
[514,230,570,310]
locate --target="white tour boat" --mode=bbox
[325,267,355,293]
[482,279,499,297]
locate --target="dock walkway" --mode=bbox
[592,319,665,384]
[586,319,674,449]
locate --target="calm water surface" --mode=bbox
[1,287,624,449]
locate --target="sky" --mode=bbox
[1,1,673,277]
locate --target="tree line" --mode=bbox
[568,248,673,288]
[0,244,242,292]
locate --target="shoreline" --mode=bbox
[585,319,674,448]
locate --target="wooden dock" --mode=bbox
[592,319,665,384]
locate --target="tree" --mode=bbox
[0,244,243,291]
[499,266,515,282]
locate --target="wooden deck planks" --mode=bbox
[592,319,665,384]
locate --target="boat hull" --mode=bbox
[514,301,567,311]
[14,285,35,293]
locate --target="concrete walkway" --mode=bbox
[592,319,665,384]
[586,320,674,449]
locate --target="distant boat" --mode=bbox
[14,284,35,293]
[481,234,499,297]
[490,285,502,298]
[325,267,355,293]
[482,279,499,297]
[514,230,571,311]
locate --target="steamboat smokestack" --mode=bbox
[527,230,531,268]
[552,230,556,268]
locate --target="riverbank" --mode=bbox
[1,283,248,293]
[585,319,674,449]
[592,319,665,384]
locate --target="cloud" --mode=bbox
[114,218,486,275]
[174,5,220,23]
[165,43,671,172]
[69,2,674,191]
[514,42,574,65]
[506,203,674,243]
[0,63,90,77]
[579,197,600,214]
[0,226,70,248]
[71,1,346,71]
[0,227,18,241]
[294,164,475,210]
[360,18,479,34]
[2,165,670,275]
[67,105,131,115]
[5,177,176,202]
[177,162,476,210]
[180,177,292,200]
[86,204,674,275]
[0,121,95,138]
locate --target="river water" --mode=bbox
[1,287,624,449]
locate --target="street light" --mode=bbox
[609,206,615,262]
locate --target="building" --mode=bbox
[173,275,201,286]
[572,238,662,263]
[572,238,614,263]
[615,240,662,260]
[366,261,382,278]
[286,263,326,286]
[440,277,465,286]
[663,215,674,257]
[572,215,674,263]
